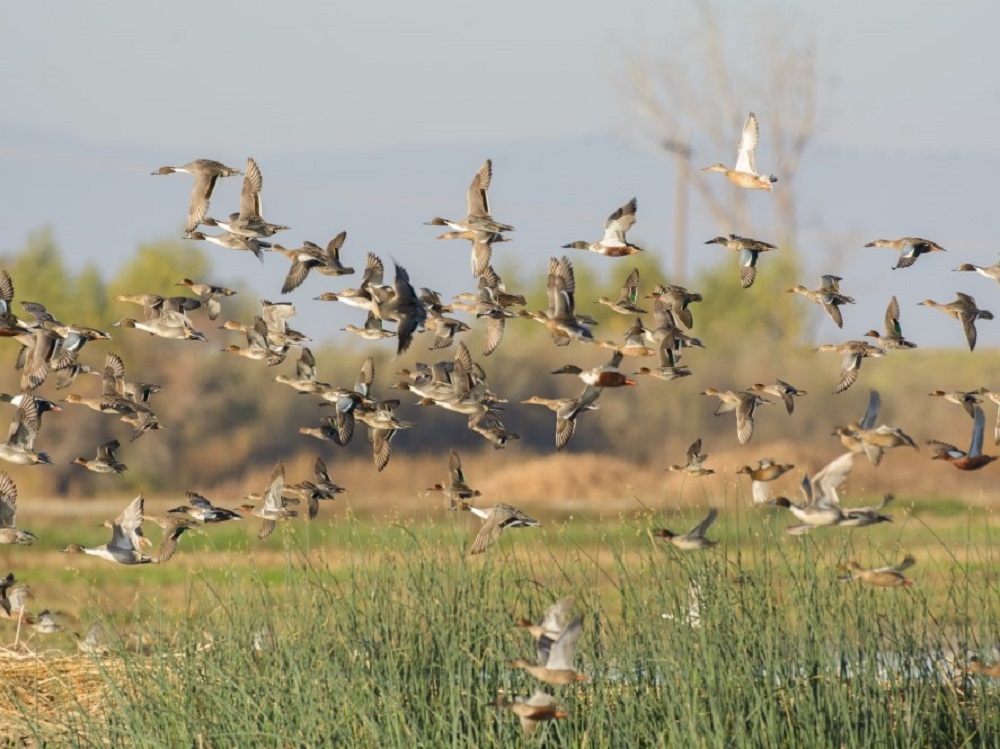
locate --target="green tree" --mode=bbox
[693,248,802,350]
[72,262,110,329]
[109,239,210,297]
[8,227,71,310]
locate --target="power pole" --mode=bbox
[661,138,691,283]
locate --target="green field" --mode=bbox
[2,497,999,748]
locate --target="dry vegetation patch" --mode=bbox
[0,651,117,746]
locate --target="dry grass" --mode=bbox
[0,651,118,746]
[20,439,1000,526]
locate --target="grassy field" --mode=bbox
[2,473,999,748]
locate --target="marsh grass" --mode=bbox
[3,510,999,748]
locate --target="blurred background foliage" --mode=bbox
[0,226,995,505]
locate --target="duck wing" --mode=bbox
[0,572,13,617]
[884,296,902,336]
[551,257,576,318]
[811,452,854,506]
[470,503,538,555]
[859,390,881,429]
[466,160,492,218]
[960,309,980,351]
[262,461,285,512]
[545,615,583,670]
[325,231,348,263]
[751,479,773,506]
[688,508,718,538]
[0,472,16,527]
[187,171,219,232]
[109,495,144,552]
[239,157,264,220]
[156,520,194,563]
[314,456,332,484]
[448,449,465,486]
[355,356,375,398]
[7,397,41,449]
[738,249,758,289]
[686,438,704,465]
[469,505,506,555]
[734,112,759,174]
[618,267,641,304]
[734,395,758,445]
[601,197,637,245]
[97,439,121,463]
[554,414,577,451]
[538,596,575,640]
[822,300,844,329]
[360,252,385,288]
[889,554,916,573]
[969,406,986,457]
[368,427,395,472]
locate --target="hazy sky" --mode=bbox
[4,1,999,157]
[3,1,999,351]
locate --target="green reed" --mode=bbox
[7,509,1000,748]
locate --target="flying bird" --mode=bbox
[702,112,777,190]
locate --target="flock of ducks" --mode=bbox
[2,110,1000,727]
[496,596,583,733]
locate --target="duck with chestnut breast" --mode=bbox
[736,459,795,506]
[563,197,644,256]
[551,350,637,388]
[496,691,568,735]
[927,405,997,471]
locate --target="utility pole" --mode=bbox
[661,138,691,283]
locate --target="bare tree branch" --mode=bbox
[622,0,818,248]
